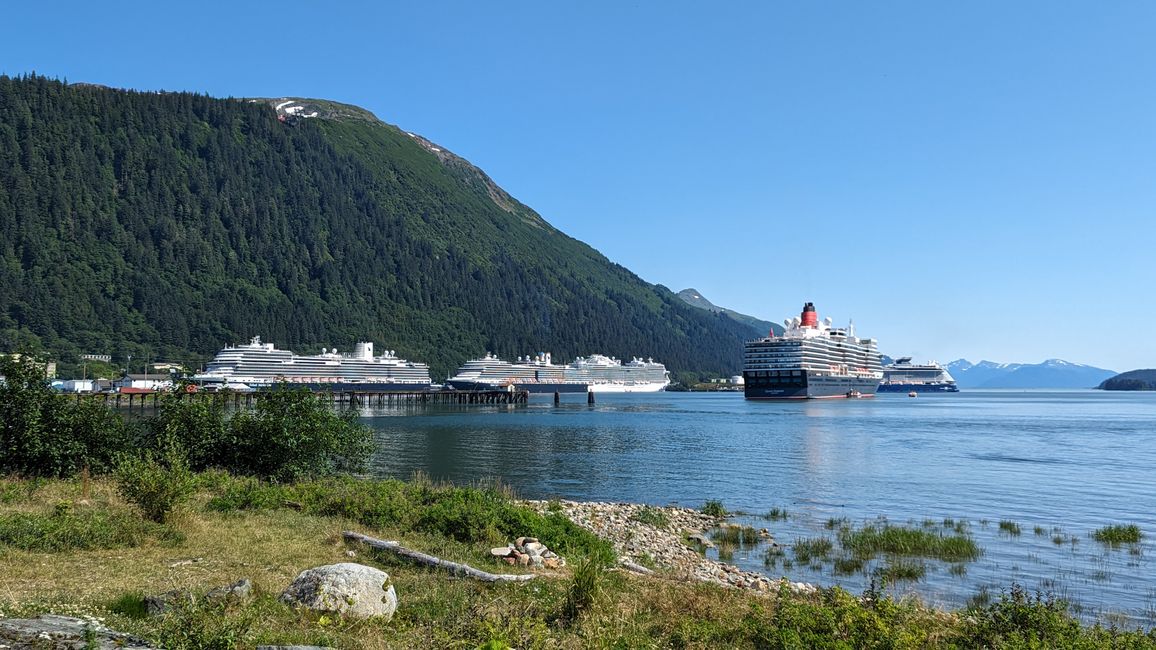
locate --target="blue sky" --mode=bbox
[5,1,1155,370]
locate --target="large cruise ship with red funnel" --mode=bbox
[743,302,883,399]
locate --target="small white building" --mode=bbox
[62,379,96,393]
[113,374,173,392]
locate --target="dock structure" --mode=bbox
[73,389,529,410]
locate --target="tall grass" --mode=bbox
[0,505,182,551]
[1093,524,1142,545]
[793,537,834,564]
[838,524,980,562]
[700,499,728,518]
[711,525,759,546]
[205,474,614,559]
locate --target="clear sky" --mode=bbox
[5,1,1155,370]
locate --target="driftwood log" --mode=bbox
[343,531,536,583]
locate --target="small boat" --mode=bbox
[908,391,918,398]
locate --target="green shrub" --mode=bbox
[115,443,197,523]
[0,355,131,477]
[212,385,373,481]
[959,584,1084,647]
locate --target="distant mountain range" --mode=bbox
[677,289,784,336]
[944,359,1116,389]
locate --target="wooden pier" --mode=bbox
[74,389,530,410]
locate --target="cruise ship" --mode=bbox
[564,354,670,393]
[879,357,959,393]
[193,336,432,390]
[446,353,588,393]
[743,302,883,400]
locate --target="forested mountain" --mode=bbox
[1099,369,1156,391]
[0,75,760,380]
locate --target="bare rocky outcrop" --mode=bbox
[0,614,155,649]
[280,562,397,621]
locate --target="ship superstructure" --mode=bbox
[743,302,883,400]
[563,354,670,393]
[194,336,431,390]
[446,352,588,393]
[879,357,959,392]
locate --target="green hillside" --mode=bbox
[1099,369,1156,391]
[0,75,759,380]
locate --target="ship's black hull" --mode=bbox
[446,380,589,394]
[743,372,880,400]
[878,382,959,393]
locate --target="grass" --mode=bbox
[630,506,670,530]
[998,520,1022,536]
[792,537,834,564]
[832,556,864,576]
[700,499,727,518]
[1093,524,1143,546]
[874,558,926,582]
[4,476,1154,648]
[0,504,183,551]
[710,524,759,546]
[825,516,850,530]
[763,507,788,521]
[838,524,981,563]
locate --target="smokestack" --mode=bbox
[801,302,818,328]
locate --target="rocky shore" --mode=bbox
[526,500,816,595]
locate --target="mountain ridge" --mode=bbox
[677,289,783,336]
[0,74,758,381]
[944,358,1115,389]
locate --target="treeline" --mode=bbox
[1099,369,1156,391]
[0,74,757,379]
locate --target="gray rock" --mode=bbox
[206,578,254,603]
[280,562,397,621]
[0,614,156,649]
[144,589,194,616]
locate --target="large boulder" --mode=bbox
[280,563,397,621]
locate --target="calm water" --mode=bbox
[364,390,1156,625]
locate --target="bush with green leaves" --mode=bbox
[115,443,198,523]
[208,386,373,481]
[0,354,131,477]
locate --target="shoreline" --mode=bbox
[525,499,817,595]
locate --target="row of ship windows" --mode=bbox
[746,370,804,377]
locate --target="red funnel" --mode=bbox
[801,302,818,328]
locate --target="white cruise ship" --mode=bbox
[194,336,431,390]
[879,357,959,393]
[743,302,883,399]
[563,354,670,392]
[446,352,587,393]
